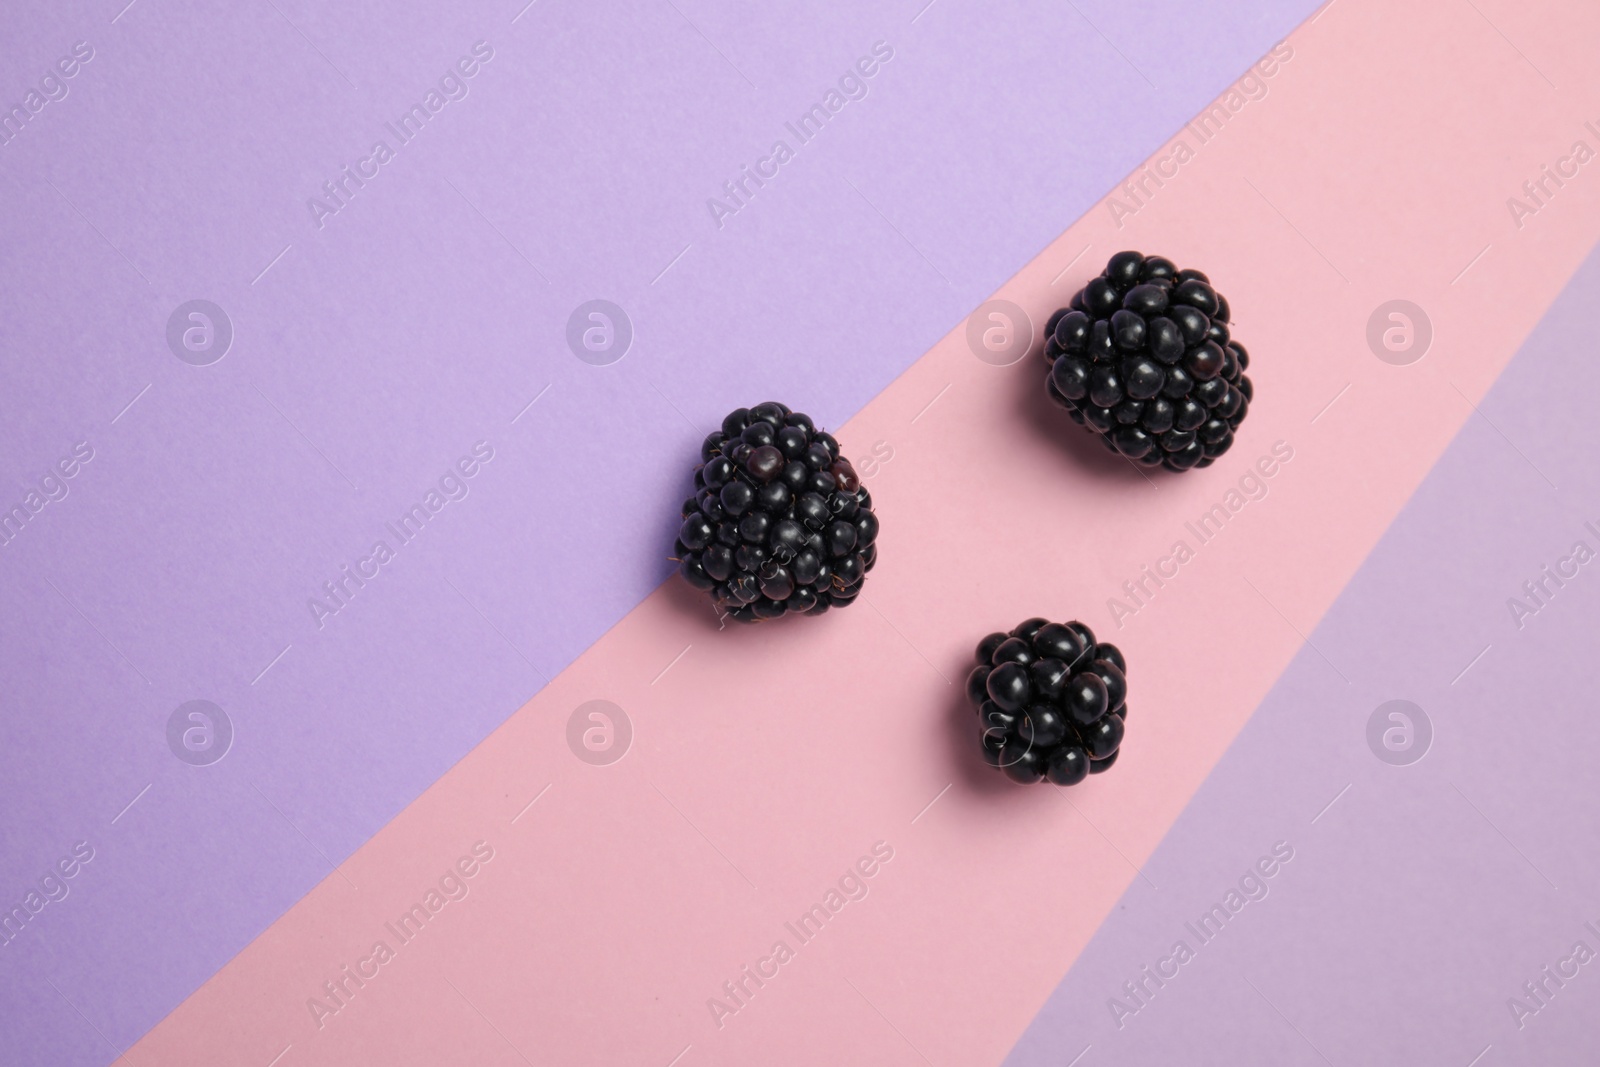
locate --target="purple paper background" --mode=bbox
[0,0,1324,1062]
[1004,244,1600,1064]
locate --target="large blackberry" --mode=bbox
[966,617,1127,785]
[675,402,878,623]
[1044,251,1252,471]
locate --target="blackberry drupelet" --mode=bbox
[1044,250,1253,471]
[675,402,879,624]
[966,617,1127,784]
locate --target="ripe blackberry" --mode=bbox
[966,617,1127,785]
[1044,251,1253,471]
[675,402,879,624]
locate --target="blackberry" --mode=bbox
[966,617,1127,785]
[675,402,879,624]
[1044,251,1253,471]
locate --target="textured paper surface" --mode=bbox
[115,1,1600,1064]
[0,0,1334,1061]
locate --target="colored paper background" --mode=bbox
[0,0,1327,1059]
[5,0,1599,1064]
[108,1,1600,1064]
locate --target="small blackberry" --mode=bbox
[1044,250,1252,471]
[966,617,1127,785]
[675,402,878,624]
